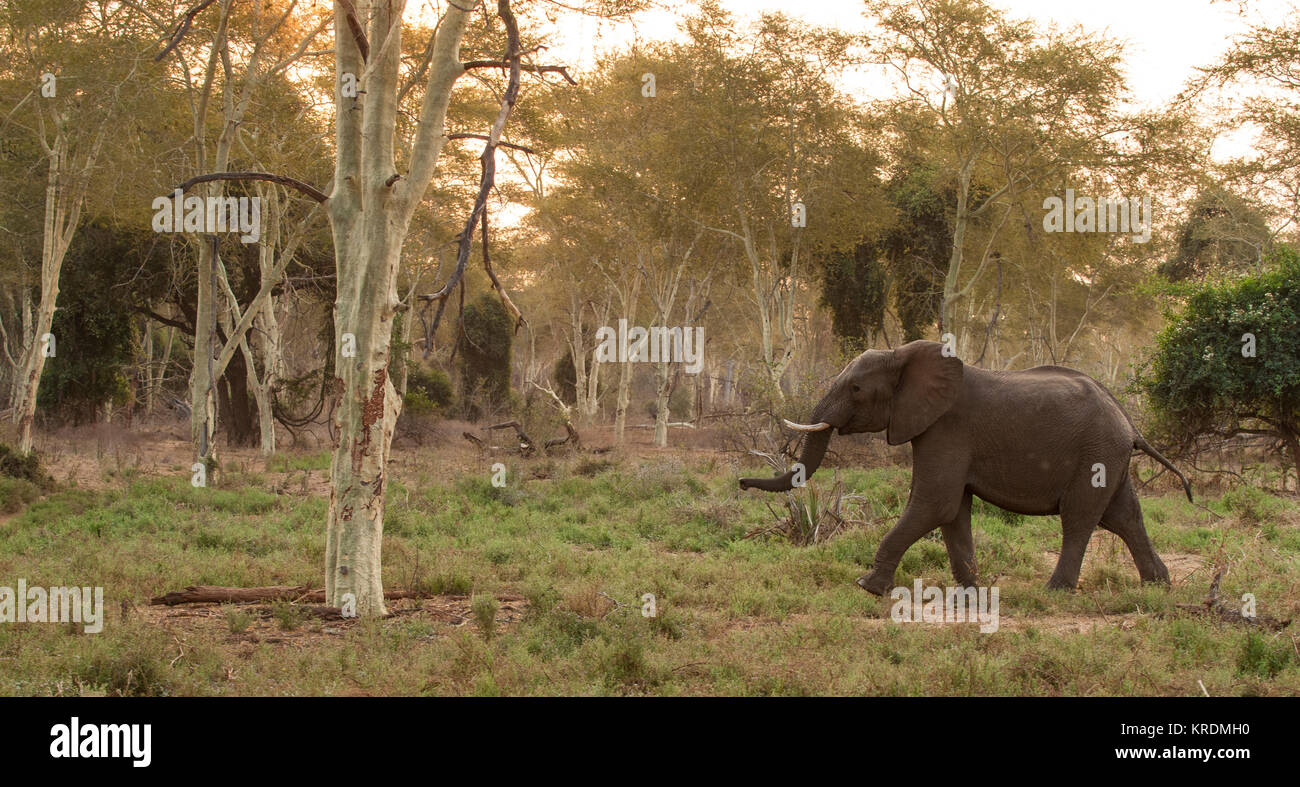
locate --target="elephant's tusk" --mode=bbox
[782,419,831,432]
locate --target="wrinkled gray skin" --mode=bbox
[739,340,1192,594]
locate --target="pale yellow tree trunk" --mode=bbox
[323,0,471,617]
[611,274,640,447]
[190,239,218,460]
[567,288,591,424]
[17,114,103,453]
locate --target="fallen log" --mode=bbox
[489,420,536,453]
[544,422,581,450]
[1172,603,1290,630]
[150,585,433,606]
[1172,570,1292,631]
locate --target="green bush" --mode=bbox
[404,365,455,415]
[73,646,172,697]
[35,223,149,424]
[1221,486,1282,524]
[1136,246,1300,478]
[554,350,578,405]
[457,294,514,419]
[0,444,53,489]
[0,477,41,514]
[471,594,498,640]
[974,496,1024,526]
[644,385,692,421]
[1237,631,1294,678]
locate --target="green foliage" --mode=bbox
[554,350,577,405]
[1220,485,1285,525]
[644,385,691,421]
[1137,246,1300,470]
[0,443,52,489]
[272,601,302,631]
[404,365,455,416]
[457,294,513,419]
[0,476,41,514]
[72,643,172,697]
[1160,188,1272,282]
[881,160,951,341]
[973,496,1025,526]
[1237,631,1293,678]
[819,242,888,350]
[36,224,156,422]
[224,607,253,634]
[471,594,498,640]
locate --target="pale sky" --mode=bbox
[553,0,1289,103]
[541,0,1297,159]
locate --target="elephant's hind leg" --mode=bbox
[1098,476,1170,584]
[1046,517,1095,591]
[1046,488,1110,591]
[940,491,977,587]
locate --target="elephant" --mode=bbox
[738,340,1192,594]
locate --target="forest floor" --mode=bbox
[0,420,1298,696]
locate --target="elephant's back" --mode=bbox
[968,365,1134,441]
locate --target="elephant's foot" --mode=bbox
[856,570,895,596]
[1139,556,1171,585]
[952,570,979,589]
[1139,571,1171,587]
[1044,575,1077,591]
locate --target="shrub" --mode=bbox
[0,443,53,489]
[73,646,171,697]
[1136,246,1300,480]
[457,294,514,419]
[0,477,41,514]
[554,350,577,405]
[1237,631,1293,678]
[224,606,253,634]
[271,600,302,631]
[404,365,455,415]
[471,594,498,640]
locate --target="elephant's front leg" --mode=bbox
[857,492,962,596]
[940,491,976,587]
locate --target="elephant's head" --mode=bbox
[738,340,963,492]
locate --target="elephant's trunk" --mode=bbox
[739,427,832,492]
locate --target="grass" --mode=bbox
[0,448,1296,696]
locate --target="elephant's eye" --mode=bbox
[851,384,861,393]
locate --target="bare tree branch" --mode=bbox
[338,0,370,62]
[426,0,531,335]
[154,0,218,62]
[176,171,328,203]
[481,205,526,331]
[447,132,536,154]
[462,59,577,85]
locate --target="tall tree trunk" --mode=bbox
[17,117,102,453]
[740,215,797,400]
[653,359,670,447]
[191,238,218,460]
[323,0,471,617]
[612,276,640,447]
[941,161,972,335]
[582,297,609,424]
[139,318,154,417]
[217,346,257,447]
[567,288,590,424]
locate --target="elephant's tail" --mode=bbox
[1134,436,1194,502]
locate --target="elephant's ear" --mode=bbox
[886,341,964,445]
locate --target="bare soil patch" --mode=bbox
[133,593,530,646]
